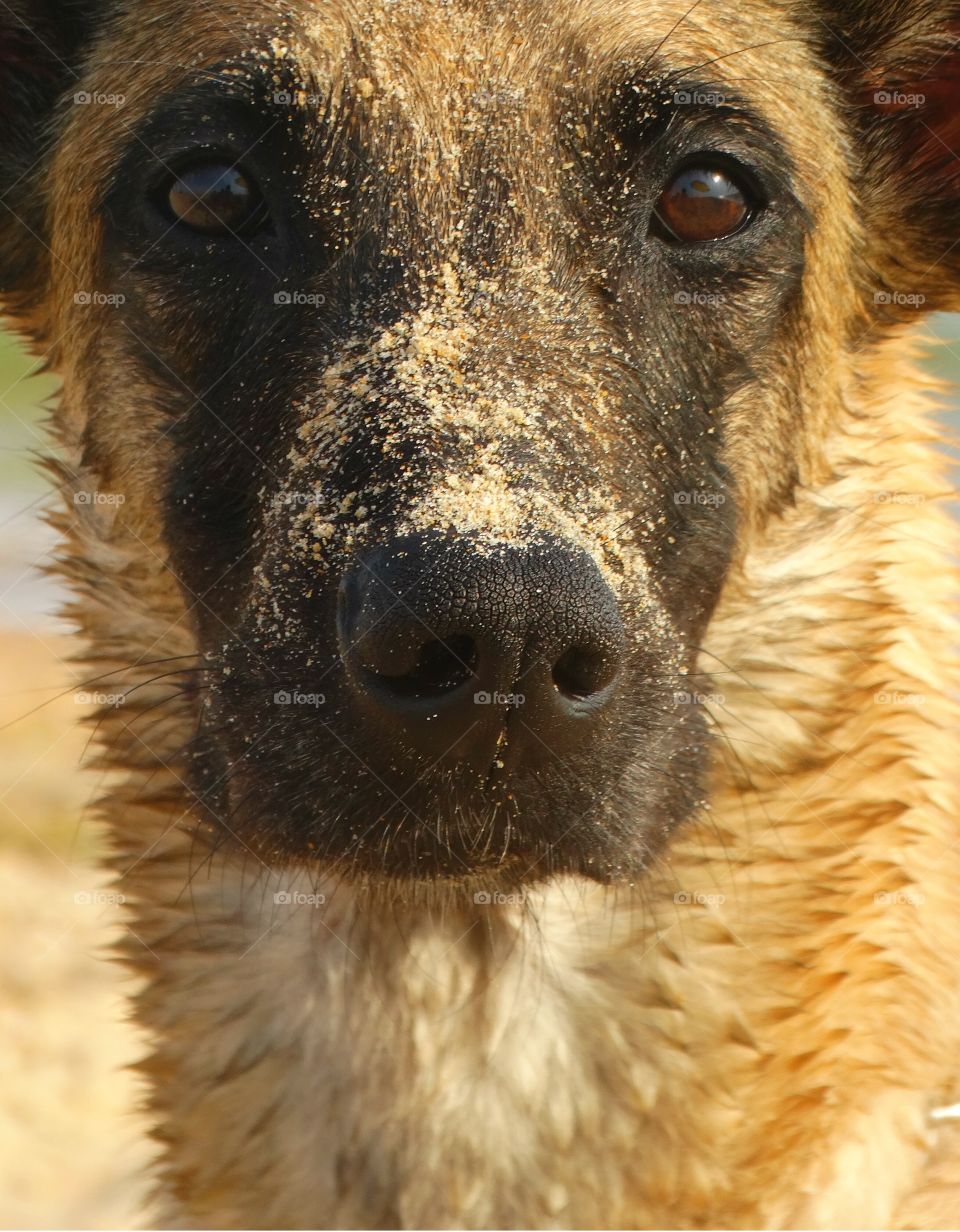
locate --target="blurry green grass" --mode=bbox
[0,328,58,491]
[928,313,960,393]
[0,326,58,409]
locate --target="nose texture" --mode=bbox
[337,533,624,770]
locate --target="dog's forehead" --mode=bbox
[65,0,840,222]
[253,0,794,76]
[93,0,822,125]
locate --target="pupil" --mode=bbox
[659,166,749,241]
[169,164,253,231]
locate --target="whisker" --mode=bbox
[0,654,207,733]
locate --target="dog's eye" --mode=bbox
[164,161,267,235]
[653,164,753,243]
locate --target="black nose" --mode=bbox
[337,533,624,769]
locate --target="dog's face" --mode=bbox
[1,0,958,883]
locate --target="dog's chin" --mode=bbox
[214,778,648,886]
[185,665,710,888]
[186,737,683,889]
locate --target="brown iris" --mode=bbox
[655,165,751,242]
[166,162,265,234]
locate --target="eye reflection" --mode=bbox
[655,165,752,242]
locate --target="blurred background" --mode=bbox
[0,326,152,1229]
[0,316,958,1228]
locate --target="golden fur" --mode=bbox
[3,0,960,1225]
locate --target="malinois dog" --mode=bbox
[2,0,960,1226]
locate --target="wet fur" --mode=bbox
[3,0,960,1226]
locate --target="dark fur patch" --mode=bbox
[813,0,960,311]
[0,1,111,310]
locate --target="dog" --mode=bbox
[2,0,960,1226]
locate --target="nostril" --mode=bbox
[365,634,478,700]
[552,644,618,701]
[339,536,624,746]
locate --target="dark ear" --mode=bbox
[0,1,105,320]
[815,1,960,313]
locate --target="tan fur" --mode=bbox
[6,0,960,1226]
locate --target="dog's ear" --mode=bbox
[0,1,105,320]
[815,1,960,312]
